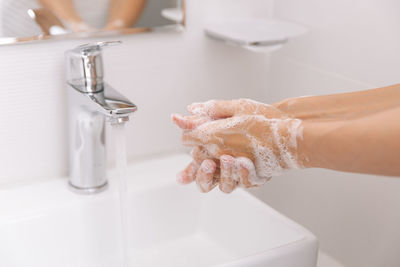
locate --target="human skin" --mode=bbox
[172,84,400,193]
[38,0,92,31]
[172,100,290,193]
[104,0,147,30]
[273,84,400,121]
[39,0,147,31]
[300,106,400,176]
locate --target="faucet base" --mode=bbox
[68,181,108,194]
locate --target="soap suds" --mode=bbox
[180,100,304,190]
[200,159,216,175]
[269,118,302,169]
[235,156,267,186]
[188,99,280,119]
[186,115,304,185]
[188,100,217,118]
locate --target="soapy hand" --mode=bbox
[174,85,400,183]
[175,146,270,193]
[173,99,286,132]
[181,115,303,174]
[187,99,286,121]
[172,99,304,193]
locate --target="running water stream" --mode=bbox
[113,122,130,267]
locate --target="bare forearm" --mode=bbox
[299,107,400,176]
[173,96,400,193]
[274,84,400,121]
[39,0,83,25]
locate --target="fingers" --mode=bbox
[180,118,235,148]
[236,159,253,188]
[188,100,239,119]
[236,157,271,187]
[177,154,270,194]
[176,161,199,184]
[175,117,219,147]
[196,159,217,193]
[191,146,213,164]
[171,114,209,130]
[187,99,285,120]
[181,130,202,147]
[219,155,237,194]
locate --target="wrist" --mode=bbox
[272,97,307,119]
[297,119,349,168]
[271,118,304,170]
[272,99,291,116]
[273,96,330,121]
[296,120,323,168]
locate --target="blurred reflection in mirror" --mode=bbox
[38,0,146,31]
[0,0,179,38]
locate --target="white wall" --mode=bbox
[252,1,400,267]
[0,0,273,184]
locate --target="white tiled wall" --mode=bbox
[253,1,400,267]
[271,0,400,87]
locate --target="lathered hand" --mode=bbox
[187,99,285,120]
[175,84,400,190]
[172,100,303,193]
[174,146,269,193]
[172,113,269,193]
[181,115,303,176]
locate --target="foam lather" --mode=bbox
[184,101,304,187]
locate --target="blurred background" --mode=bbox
[0,0,178,37]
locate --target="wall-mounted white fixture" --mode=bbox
[205,18,307,52]
[161,0,184,23]
[161,8,184,23]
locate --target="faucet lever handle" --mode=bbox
[76,41,122,54]
[66,41,122,93]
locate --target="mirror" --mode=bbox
[0,0,185,45]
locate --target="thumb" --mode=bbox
[181,128,204,147]
[171,114,209,130]
[181,118,229,147]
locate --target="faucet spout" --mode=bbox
[75,82,137,119]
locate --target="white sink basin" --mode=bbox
[0,154,317,267]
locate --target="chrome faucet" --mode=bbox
[66,41,137,194]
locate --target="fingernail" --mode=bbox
[220,183,235,194]
[200,160,216,174]
[176,171,187,184]
[171,113,183,122]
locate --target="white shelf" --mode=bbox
[161,8,184,23]
[205,18,307,52]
